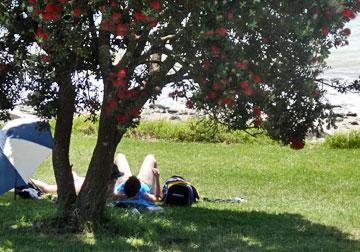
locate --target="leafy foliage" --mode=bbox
[324,130,360,149]
[1,0,359,147]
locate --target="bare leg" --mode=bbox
[114,153,132,185]
[138,154,157,192]
[30,178,58,195]
[72,172,85,195]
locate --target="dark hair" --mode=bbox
[124,176,141,198]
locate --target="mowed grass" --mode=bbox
[0,135,359,251]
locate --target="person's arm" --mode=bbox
[144,168,162,202]
[112,191,127,200]
[154,169,162,200]
[112,182,127,200]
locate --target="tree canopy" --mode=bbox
[1,0,359,222]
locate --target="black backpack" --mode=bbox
[162,176,199,206]
[15,182,43,199]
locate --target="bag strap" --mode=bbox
[167,180,190,189]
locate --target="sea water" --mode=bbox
[323,17,360,115]
[155,18,360,114]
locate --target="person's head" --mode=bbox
[124,175,141,198]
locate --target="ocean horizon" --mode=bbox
[155,17,360,114]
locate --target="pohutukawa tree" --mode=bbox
[0,0,359,223]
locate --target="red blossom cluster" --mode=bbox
[99,1,161,37]
[290,137,305,150]
[253,106,262,127]
[34,27,48,41]
[195,44,264,126]
[342,8,356,19]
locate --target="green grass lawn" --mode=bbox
[0,135,359,251]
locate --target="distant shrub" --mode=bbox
[126,118,275,144]
[324,131,360,149]
[49,115,99,136]
[48,116,274,144]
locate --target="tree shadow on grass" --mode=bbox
[0,193,133,252]
[0,193,359,252]
[101,205,360,252]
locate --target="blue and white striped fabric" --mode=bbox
[0,118,53,196]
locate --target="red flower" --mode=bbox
[205,30,214,37]
[28,0,37,4]
[112,12,122,23]
[254,118,262,127]
[342,8,356,19]
[117,69,126,78]
[235,61,248,70]
[34,27,49,41]
[334,38,341,47]
[207,90,218,100]
[202,60,211,70]
[321,26,329,36]
[45,3,62,13]
[150,0,161,10]
[215,27,227,37]
[253,106,261,117]
[210,46,219,57]
[73,7,81,17]
[223,96,233,106]
[243,88,253,96]
[342,28,351,36]
[149,20,158,28]
[251,74,262,84]
[99,5,105,12]
[101,20,110,31]
[186,100,193,109]
[116,114,129,123]
[127,89,137,97]
[107,99,118,110]
[116,24,127,37]
[312,6,321,15]
[212,82,221,90]
[42,4,62,21]
[42,54,49,62]
[110,1,117,8]
[113,80,127,87]
[290,137,305,150]
[239,80,250,89]
[134,11,148,22]
[130,107,140,117]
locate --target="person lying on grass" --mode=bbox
[30,153,162,202]
[30,171,85,195]
[112,153,163,202]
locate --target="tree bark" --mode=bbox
[52,69,77,214]
[75,109,123,222]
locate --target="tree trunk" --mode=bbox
[75,110,123,222]
[52,70,77,215]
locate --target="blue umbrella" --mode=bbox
[0,118,53,196]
